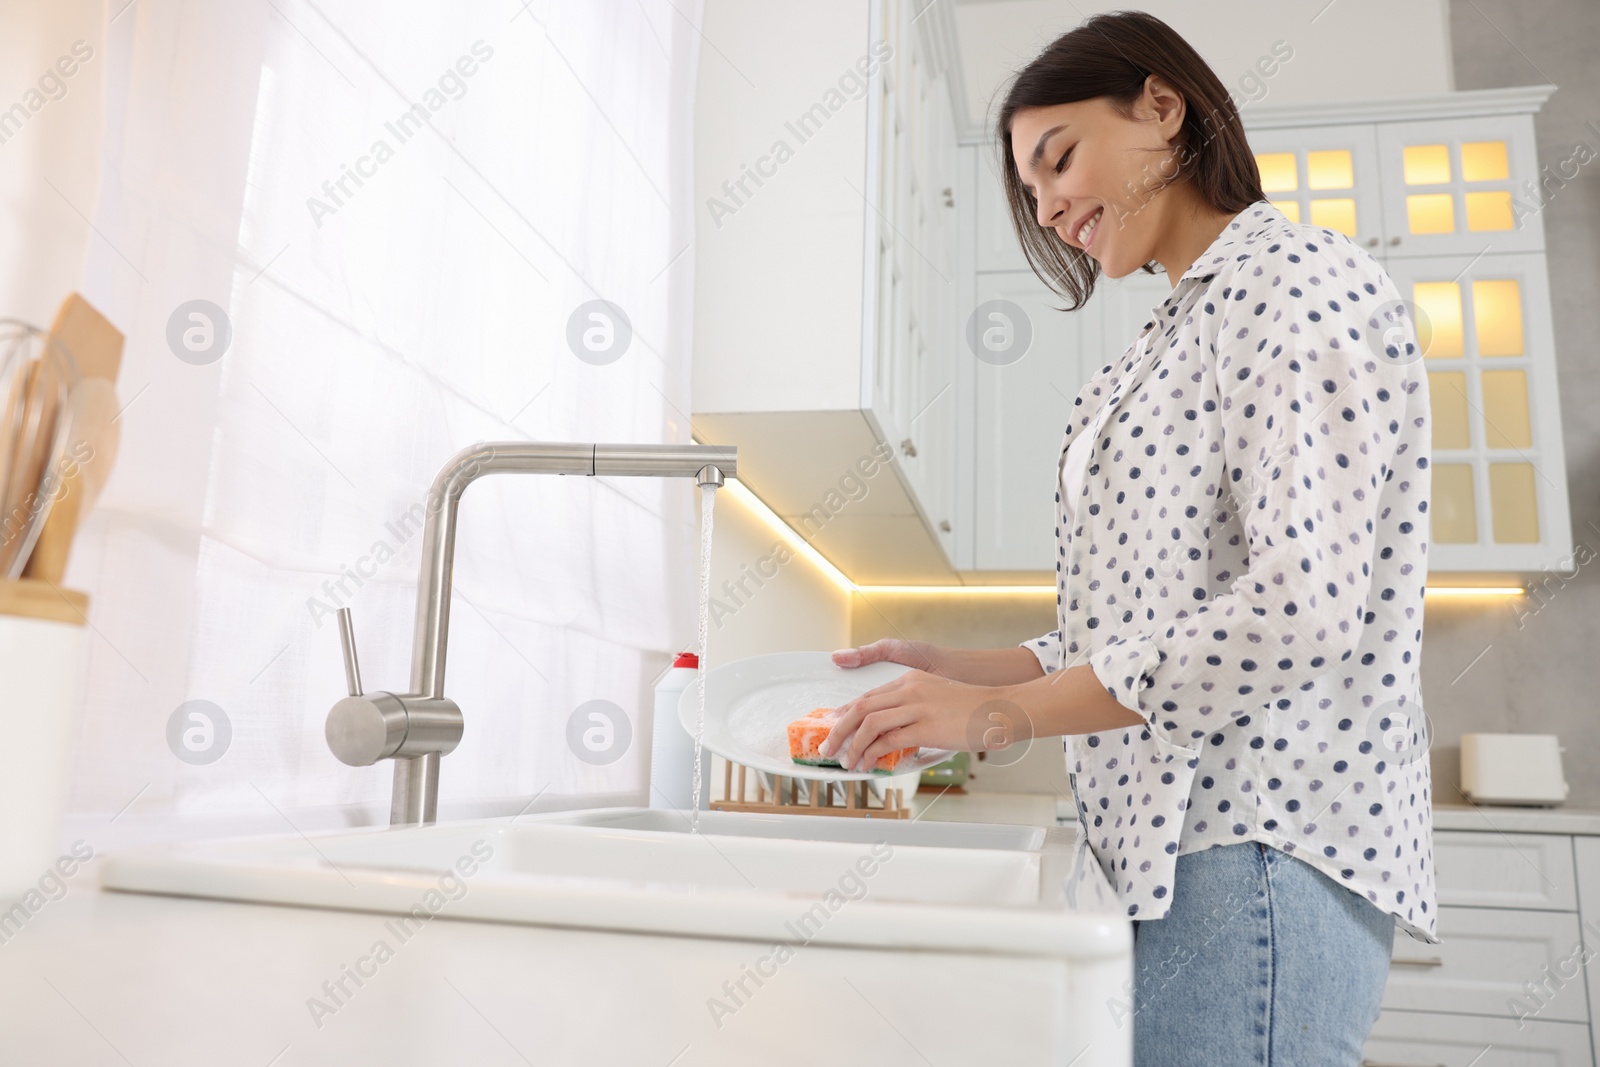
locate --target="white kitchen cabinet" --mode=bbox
[869,0,961,559]
[957,142,1183,573]
[1246,123,1387,254]
[969,269,1090,571]
[1363,809,1600,1066]
[1365,1011,1594,1067]
[691,0,964,583]
[1374,113,1546,257]
[975,144,1031,272]
[1578,836,1600,1067]
[1386,906,1589,1021]
[1432,829,1578,910]
[954,85,1573,580]
[1249,111,1546,260]
[1095,267,1176,355]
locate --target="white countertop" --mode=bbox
[0,796,1113,1066]
[4,789,1590,1064]
[910,788,1063,829]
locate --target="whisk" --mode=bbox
[0,320,80,579]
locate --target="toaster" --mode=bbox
[1459,733,1568,806]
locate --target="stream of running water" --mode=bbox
[689,483,715,834]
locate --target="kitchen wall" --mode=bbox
[700,489,851,665]
[849,590,1068,795]
[698,485,851,800]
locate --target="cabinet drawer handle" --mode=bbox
[1391,956,1444,967]
[1366,237,1380,248]
[900,437,917,457]
[938,519,951,533]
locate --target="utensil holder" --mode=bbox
[0,579,89,899]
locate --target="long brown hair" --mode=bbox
[996,10,1264,310]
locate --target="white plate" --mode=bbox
[677,651,957,781]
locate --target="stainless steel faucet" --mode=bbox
[324,441,736,826]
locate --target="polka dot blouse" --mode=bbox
[1021,200,1438,943]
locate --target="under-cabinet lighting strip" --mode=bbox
[708,458,1524,600]
[1422,586,1525,597]
[718,477,855,592]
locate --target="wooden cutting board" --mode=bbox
[20,294,123,584]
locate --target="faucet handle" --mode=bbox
[336,607,363,697]
[325,607,465,768]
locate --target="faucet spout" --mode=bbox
[325,441,736,827]
[409,443,735,700]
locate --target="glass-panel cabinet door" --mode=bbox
[1375,115,1544,257]
[1244,123,1386,254]
[1383,252,1572,572]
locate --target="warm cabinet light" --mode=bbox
[1424,585,1525,597]
[717,476,854,592]
[855,585,1057,595]
[1461,141,1509,182]
[1472,278,1524,357]
[1252,150,1359,236]
[853,584,1524,597]
[712,467,1525,600]
[1309,198,1357,237]
[1413,281,1464,358]
[1407,193,1455,235]
[1257,152,1298,192]
[1307,149,1354,189]
[1404,144,1452,184]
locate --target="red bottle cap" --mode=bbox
[673,652,700,668]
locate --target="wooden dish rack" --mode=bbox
[712,759,911,819]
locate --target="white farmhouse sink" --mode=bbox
[100,806,1120,957]
[99,806,1132,1064]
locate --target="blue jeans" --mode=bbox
[1130,842,1395,1067]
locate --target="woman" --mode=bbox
[823,11,1437,1065]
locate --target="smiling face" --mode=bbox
[1007,75,1193,280]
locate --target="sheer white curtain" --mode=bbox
[67,0,703,831]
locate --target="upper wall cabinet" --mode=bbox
[1374,115,1544,257]
[1250,110,1546,259]
[691,0,964,583]
[868,0,961,565]
[1247,123,1386,253]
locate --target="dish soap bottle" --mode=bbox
[649,652,710,810]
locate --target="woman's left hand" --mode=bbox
[819,670,1026,771]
